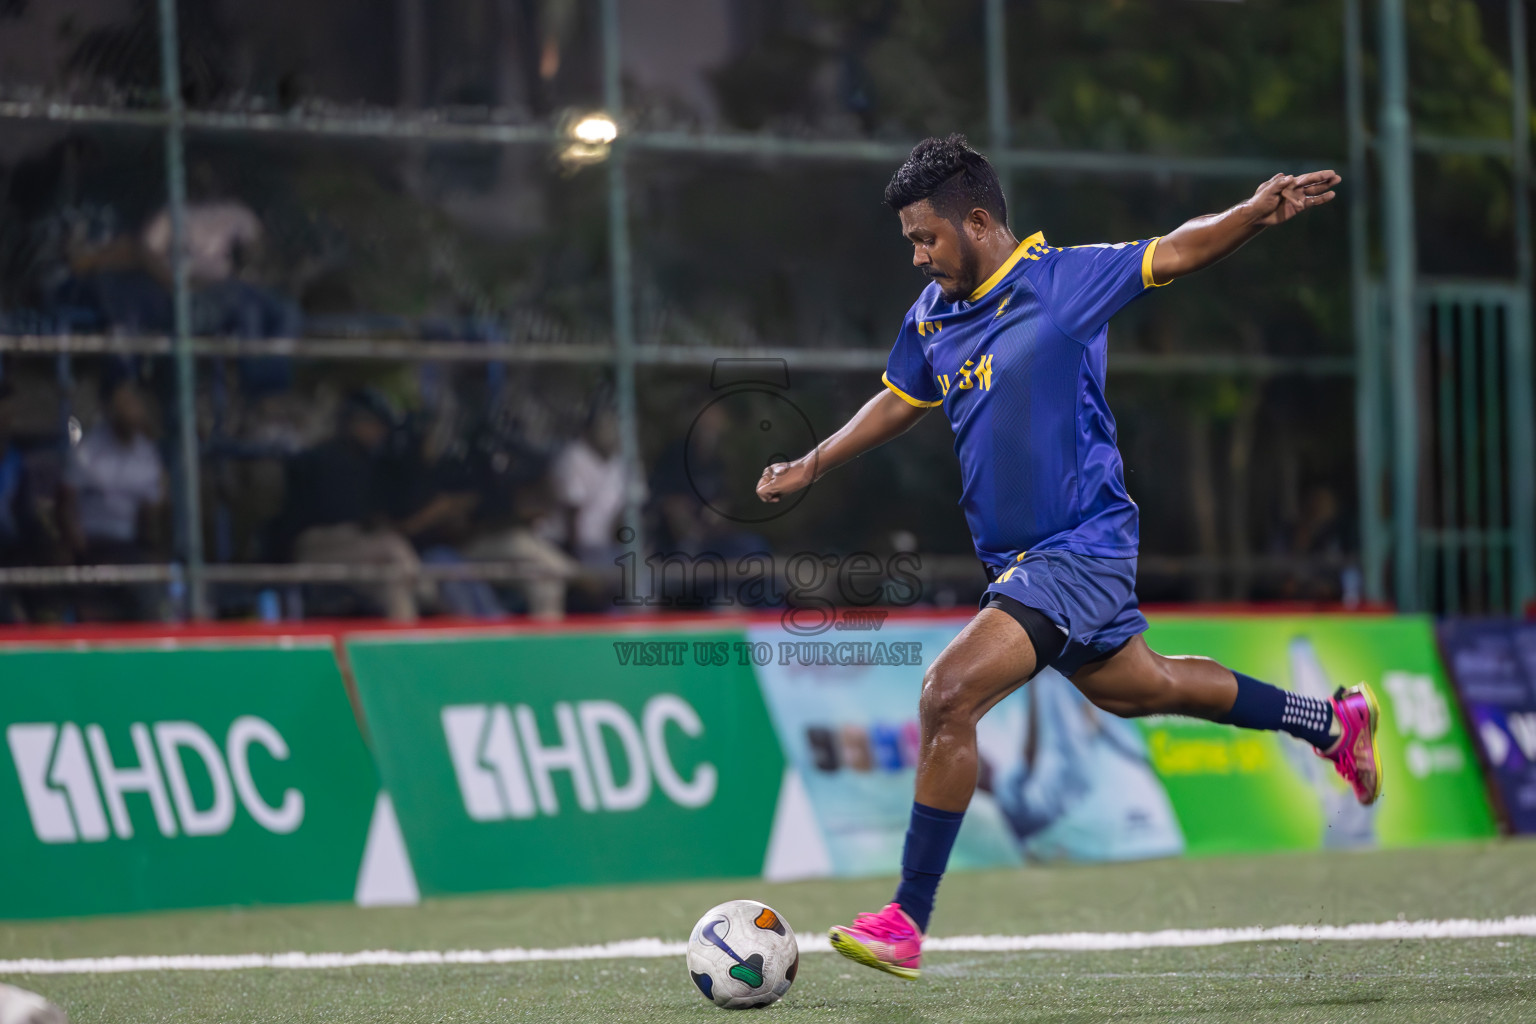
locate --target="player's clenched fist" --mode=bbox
[756,459,814,503]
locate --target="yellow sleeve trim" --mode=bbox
[1142,236,1170,288]
[882,372,943,408]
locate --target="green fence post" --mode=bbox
[1459,302,1483,611]
[1435,303,1458,612]
[985,0,1014,215]
[1508,296,1536,609]
[156,0,207,620]
[1379,0,1420,612]
[601,0,645,563]
[1509,0,1536,610]
[1346,0,1384,604]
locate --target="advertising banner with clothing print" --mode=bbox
[752,614,1493,877]
[1437,620,1536,833]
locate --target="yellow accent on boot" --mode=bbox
[828,928,920,980]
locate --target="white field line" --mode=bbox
[2,916,1534,976]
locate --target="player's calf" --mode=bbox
[1068,638,1382,806]
[1071,640,1238,720]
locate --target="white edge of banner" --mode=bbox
[761,767,833,882]
[354,792,420,908]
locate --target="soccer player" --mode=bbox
[755,135,1379,980]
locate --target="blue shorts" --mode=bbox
[980,549,1147,676]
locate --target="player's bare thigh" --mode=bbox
[1066,635,1237,720]
[920,606,1040,729]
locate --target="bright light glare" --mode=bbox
[571,114,617,145]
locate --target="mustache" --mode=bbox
[922,268,947,279]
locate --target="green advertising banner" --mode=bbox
[0,615,1496,918]
[750,613,1496,878]
[0,641,381,918]
[347,629,786,895]
[1140,615,1496,854]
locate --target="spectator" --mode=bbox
[550,404,642,564]
[54,229,172,335]
[57,368,168,619]
[384,406,501,618]
[143,199,297,335]
[283,391,425,622]
[650,401,761,559]
[140,167,300,395]
[0,382,41,560]
[454,411,583,621]
[0,381,47,621]
[1271,483,1345,602]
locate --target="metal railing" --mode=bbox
[0,333,1357,375]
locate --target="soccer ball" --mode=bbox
[685,899,800,1009]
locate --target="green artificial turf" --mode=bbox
[4,840,1534,1023]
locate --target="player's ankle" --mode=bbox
[1320,716,1344,755]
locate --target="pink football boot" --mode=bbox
[1320,683,1384,805]
[828,903,923,979]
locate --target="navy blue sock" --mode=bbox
[1217,672,1335,749]
[892,801,964,933]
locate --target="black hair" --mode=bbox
[340,388,397,429]
[884,134,1007,228]
[583,380,617,433]
[97,360,135,405]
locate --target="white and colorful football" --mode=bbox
[685,899,800,1009]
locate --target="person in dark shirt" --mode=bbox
[0,381,42,566]
[650,401,765,561]
[0,381,47,623]
[284,390,424,621]
[380,407,501,618]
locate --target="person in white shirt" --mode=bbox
[470,404,639,615]
[550,405,643,565]
[141,201,262,285]
[58,369,168,619]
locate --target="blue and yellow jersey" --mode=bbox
[882,231,1166,569]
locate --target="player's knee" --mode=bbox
[919,663,978,734]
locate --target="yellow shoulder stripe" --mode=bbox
[968,231,1045,302]
[1142,236,1170,288]
[882,372,943,408]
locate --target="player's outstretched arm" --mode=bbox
[756,388,928,503]
[1149,169,1340,284]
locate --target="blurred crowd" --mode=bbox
[0,353,779,624]
[0,348,1352,625]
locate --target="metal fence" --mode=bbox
[0,0,1532,617]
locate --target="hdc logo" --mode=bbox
[442,695,717,821]
[7,717,304,844]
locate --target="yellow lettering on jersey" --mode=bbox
[936,374,950,396]
[917,320,943,337]
[957,360,975,390]
[976,353,994,390]
[994,296,1011,319]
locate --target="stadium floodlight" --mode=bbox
[571,113,618,145]
[560,111,618,167]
